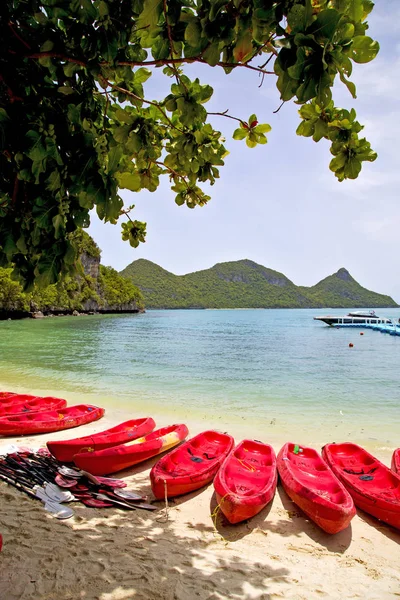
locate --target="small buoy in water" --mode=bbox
[360,332,364,336]
[349,343,354,348]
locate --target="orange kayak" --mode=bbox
[214,440,277,524]
[0,396,67,418]
[74,424,188,475]
[278,442,356,534]
[47,417,156,462]
[0,405,104,436]
[151,430,234,499]
[322,442,400,530]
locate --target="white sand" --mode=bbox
[0,413,399,600]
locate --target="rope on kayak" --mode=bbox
[237,458,256,472]
[211,493,230,531]
[156,478,169,524]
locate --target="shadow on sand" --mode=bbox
[209,484,352,553]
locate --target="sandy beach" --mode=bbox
[0,409,399,600]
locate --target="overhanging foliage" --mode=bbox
[0,0,379,286]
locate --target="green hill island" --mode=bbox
[120,259,398,310]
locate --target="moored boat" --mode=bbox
[277,442,356,534]
[0,396,67,418]
[392,449,400,474]
[322,443,400,530]
[151,430,234,500]
[73,424,188,475]
[214,439,277,524]
[0,405,104,436]
[314,311,392,327]
[47,417,156,462]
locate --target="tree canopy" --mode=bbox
[0,0,379,287]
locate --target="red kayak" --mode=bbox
[0,405,104,436]
[277,443,356,534]
[0,396,67,418]
[0,394,37,406]
[322,443,400,530]
[47,417,156,462]
[151,430,234,500]
[0,391,18,400]
[392,449,400,474]
[214,440,277,524]
[74,424,188,475]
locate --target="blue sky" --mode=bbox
[89,1,400,301]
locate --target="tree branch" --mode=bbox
[8,22,32,49]
[100,78,185,134]
[0,73,22,102]
[151,159,205,205]
[24,52,275,76]
[207,110,247,127]
[24,52,86,67]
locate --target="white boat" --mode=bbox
[314,311,392,327]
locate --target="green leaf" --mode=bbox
[40,40,54,52]
[202,43,220,67]
[296,120,314,137]
[351,36,379,63]
[113,126,129,144]
[46,170,61,192]
[348,0,364,22]
[52,214,64,239]
[185,20,202,48]
[329,153,347,172]
[134,67,152,84]
[344,156,362,179]
[107,146,123,173]
[98,1,109,17]
[339,70,357,98]
[313,119,328,142]
[58,86,75,95]
[309,10,341,41]
[232,128,247,140]
[254,123,271,134]
[233,33,253,62]
[117,171,141,191]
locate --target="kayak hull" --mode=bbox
[0,396,67,418]
[322,443,400,530]
[392,449,400,474]
[278,442,356,534]
[0,394,38,407]
[73,424,188,475]
[0,405,104,436]
[0,392,18,401]
[47,417,156,462]
[151,430,234,500]
[214,440,277,524]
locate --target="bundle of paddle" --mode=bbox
[0,448,156,519]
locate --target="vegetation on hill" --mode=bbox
[1,1,379,286]
[299,268,396,308]
[121,260,398,309]
[0,232,144,314]
[0,264,144,314]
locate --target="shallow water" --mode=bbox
[0,308,399,452]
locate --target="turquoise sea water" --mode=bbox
[0,308,399,451]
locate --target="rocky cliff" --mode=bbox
[0,233,144,318]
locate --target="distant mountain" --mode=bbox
[120,260,398,309]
